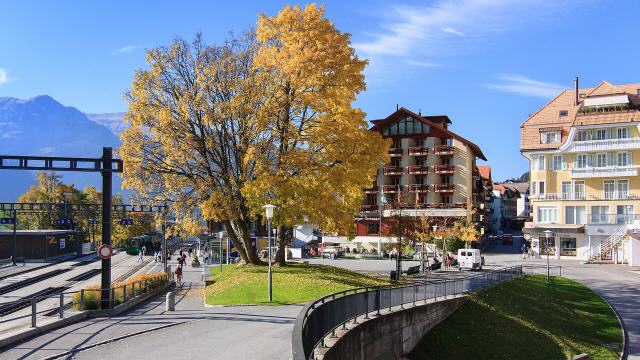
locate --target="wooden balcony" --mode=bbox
[408,146,429,157]
[383,166,403,176]
[433,165,454,174]
[433,184,455,193]
[363,187,378,194]
[407,165,429,175]
[359,204,379,212]
[408,184,429,193]
[388,148,403,157]
[433,145,455,156]
[382,185,401,193]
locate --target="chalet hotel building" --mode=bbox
[322,107,490,252]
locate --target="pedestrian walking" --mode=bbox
[137,249,143,263]
[175,266,183,287]
[188,247,193,257]
[141,245,146,256]
[521,243,527,259]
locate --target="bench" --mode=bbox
[403,265,420,276]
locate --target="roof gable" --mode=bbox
[587,81,625,97]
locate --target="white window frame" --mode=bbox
[617,127,630,139]
[596,153,608,167]
[565,206,586,225]
[537,206,558,224]
[591,205,610,224]
[576,130,588,142]
[574,154,587,169]
[617,151,631,166]
[595,129,607,140]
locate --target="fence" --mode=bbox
[292,265,562,360]
[4,273,170,329]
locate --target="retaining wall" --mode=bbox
[323,296,466,360]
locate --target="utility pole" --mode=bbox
[101,147,113,309]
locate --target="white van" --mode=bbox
[457,249,482,270]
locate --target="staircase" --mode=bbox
[586,226,627,263]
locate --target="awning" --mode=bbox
[523,224,585,235]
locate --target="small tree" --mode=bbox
[382,192,418,280]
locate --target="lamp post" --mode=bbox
[543,229,552,283]
[218,231,224,272]
[263,204,276,302]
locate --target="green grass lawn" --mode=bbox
[204,263,388,305]
[410,275,622,360]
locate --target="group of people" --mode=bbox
[521,241,534,259]
[174,250,189,287]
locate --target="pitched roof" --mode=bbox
[477,165,491,180]
[370,107,487,160]
[502,182,529,194]
[521,81,640,151]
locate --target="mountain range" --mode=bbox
[0,95,127,201]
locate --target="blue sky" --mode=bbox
[1,0,640,181]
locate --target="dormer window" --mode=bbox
[540,131,561,144]
[559,110,568,117]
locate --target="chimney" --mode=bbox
[396,104,399,111]
[573,76,579,106]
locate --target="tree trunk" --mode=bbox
[275,225,287,266]
[224,220,249,263]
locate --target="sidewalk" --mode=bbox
[1,258,300,360]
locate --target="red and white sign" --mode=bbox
[97,245,113,260]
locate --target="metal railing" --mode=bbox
[3,273,171,329]
[588,214,640,225]
[292,265,561,360]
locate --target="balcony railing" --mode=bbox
[531,192,639,201]
[415,202,466,209]
[407,165,429,175]
[571,137,640,152]
[388,148,403,157]
[433,184,455,192]
[359,204,379,212]
[382,185,401,193]
[363,187,378,194]
[408,146,429,156]
[571,166,639,179]
[433,145,455,155]
[408,184,429,193]
[383,166,403,175]
[588,214,640,225]
[433,165,455,174]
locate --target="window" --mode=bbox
[382,116,430,136]
[531,181,537,195]
[565,206,586,225]
[617,180,629,199]
[617,152,631,166]
[561,181,572,199]
[560,238,577,256]
[595,129,607,140]
[559,110,568,117]
[537,207,558,224]
[604,180,615,199]
[392,177,400,185]
[616,205,634,224]
[591,206,610,224]
[540,132,561,144]
[534,155,545,171]
[596,153,608,167]
[576,130,588,142]
[617,127,630,139]
[574,154,587,169]
[551,155,566,170]
[367,223,380,235]
[574,181,585,199]
[392,140,401,149]
[539,181,545,194]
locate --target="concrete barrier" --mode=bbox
[322,296,466,360]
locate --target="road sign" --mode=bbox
[97,244,113,259]
[117,218,133,226]
[0,218,15,225]
[89,219,99,225]
[54,218,73,225]
[60,238,66,249]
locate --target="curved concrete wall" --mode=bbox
[323,296,466,360]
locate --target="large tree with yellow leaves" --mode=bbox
[120,5,387,265]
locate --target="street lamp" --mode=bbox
[218,231,224,273]
[263,204,276,302]
[543,229,552,283]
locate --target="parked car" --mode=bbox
[503,233,513,245]
[321,247,344,258]
[457,249,482,270]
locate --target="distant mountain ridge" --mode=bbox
[0,95,125,201]
[86,112,127,136]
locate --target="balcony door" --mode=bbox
[591,205,609,224]
[616,205,634,225]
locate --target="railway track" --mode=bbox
[0,254,91,281]
[0,286,67,316]
[0,269,71,296]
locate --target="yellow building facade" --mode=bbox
[521,80,640,264]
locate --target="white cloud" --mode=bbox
[484,74,566,98]
[110,45,136,56]
[353,0,580,59]
[440,27,465,36]
[404,60,442,68]
[0,68,9,86]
